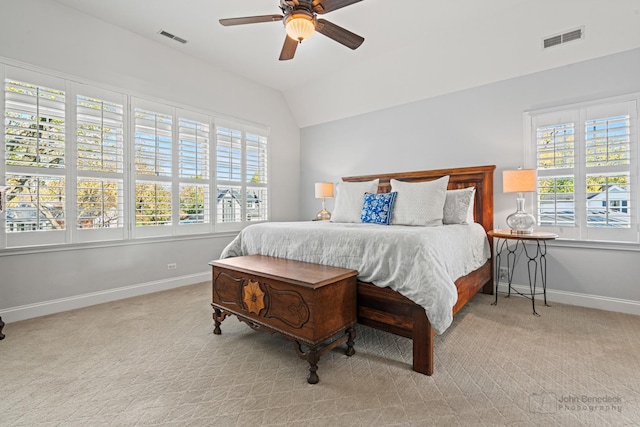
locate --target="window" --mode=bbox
[4,75,66,247]
[246,131,268,222]
[178,112,210,230]
[215,122,269,231]
[1,64,269,249]
[76,86,125,241]
[527,97,638,243]
[132,99,173,237]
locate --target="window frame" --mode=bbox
[524,93,639,245]
[3,68,69,248]
[176,109,211,235]
[75,84,127,243]
[131,97,175,239]
[1,62,269,250]
[214,120,270,232]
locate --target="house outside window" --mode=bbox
[525,96,639,243]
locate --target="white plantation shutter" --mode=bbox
[216,126,242,183]
[77,178,122,227]
[535,120,576,228]
[527,97,638,243]
[585,116,631,169]
[4,71,67,247]
[582,101,636,241]
[179,184,207,224]
[0,63,270,248]
[245,128,268,222]
[216,124,243,226]
[246,186,268,221]
[132,98,173,237]
[75,88,125,240]
[217,185,243,224]
[5,80,66,169]
[178,117,208,180]
[246,131,268,185]
[537,175,575,227]
[5,174,65,230]
[135,181,172,226]
[177,111,210,231]
[536,122,575,170]
[215,121,269,230]
[77,95,124,174]
[134,108,172,177]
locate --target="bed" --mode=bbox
[221,165,495,375]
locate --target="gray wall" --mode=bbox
[0,0,300,320]
[300,48,640,311]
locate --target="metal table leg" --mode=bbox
[492,238,520,306]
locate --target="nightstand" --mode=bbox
[488,229,558,316]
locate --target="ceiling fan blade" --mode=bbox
[315,19,364,50]
[312,0,363,14]
[279,36,298,61]
[219,15,283,26]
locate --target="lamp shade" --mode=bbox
[503,169,537,193]
[285,14,315,42]
[314,182,334,199]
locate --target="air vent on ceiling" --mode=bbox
[543,27,584,49]
[159,30,188,44]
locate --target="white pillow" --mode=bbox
[331,179,379,223]
[443,187,476,224]
[390,176,450,226]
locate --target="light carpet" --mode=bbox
[1,282,639,426]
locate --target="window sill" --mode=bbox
[0,231,240,257]
[543,237,640,252]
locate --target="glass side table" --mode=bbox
[488,229,558,316]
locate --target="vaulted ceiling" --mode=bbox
[51,0,640,127]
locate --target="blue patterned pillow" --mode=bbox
[360,192,398,225]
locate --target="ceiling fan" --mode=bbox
[219,0,364,61]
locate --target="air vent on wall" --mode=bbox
[543,27,584,49]
[159,30,188,44]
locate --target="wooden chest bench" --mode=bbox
[210,255,358,384]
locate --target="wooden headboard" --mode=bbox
[342,165,496,235]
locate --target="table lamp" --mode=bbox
[314,182,334,221]
[503,169,537,234]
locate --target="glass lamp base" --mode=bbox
[506,211,536,234]
[315,209,331,221]
[506,195,536,234]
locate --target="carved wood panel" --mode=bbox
[213,271,245,309]
[264,288,310,329]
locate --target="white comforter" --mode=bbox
[220,221,491,334]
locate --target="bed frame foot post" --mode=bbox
[412,308,434,376]
[482,279,494,295]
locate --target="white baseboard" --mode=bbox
[504,283,640,316]
[0,272,210,323]
[3,276,638,325]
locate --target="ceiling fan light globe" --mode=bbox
[285,14,315,42]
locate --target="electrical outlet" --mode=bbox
[499,267,508,281]
[167,263,177,270]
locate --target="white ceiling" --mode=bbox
[51,0,640,127]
